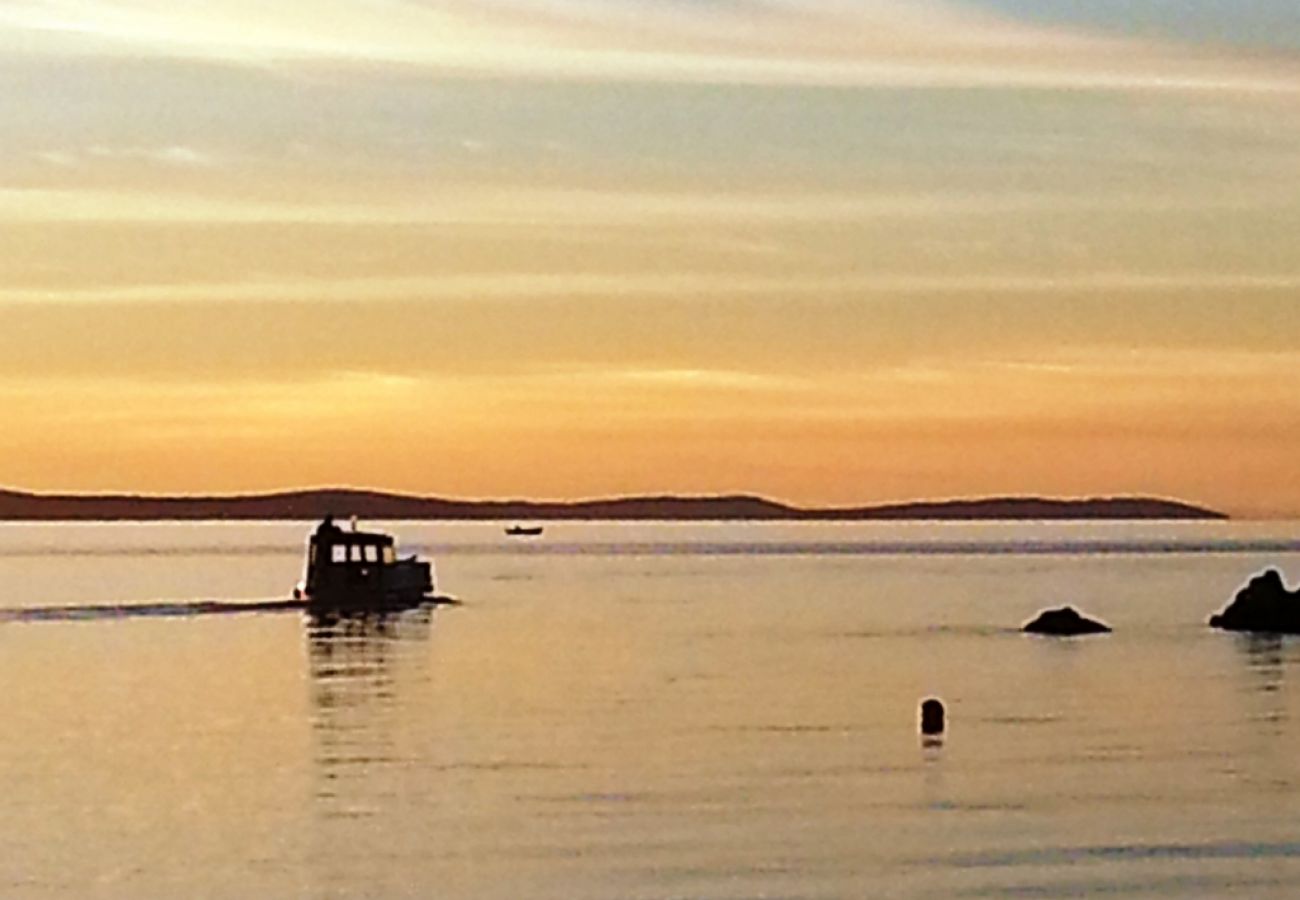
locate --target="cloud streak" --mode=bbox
[2,0,1296,93]
[1,181,1293,227]
[2,271,1298,307]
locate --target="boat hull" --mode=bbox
[302,588,433,613]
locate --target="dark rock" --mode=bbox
[920,698,945,735]
[1022,606,1112,636]
[1209,569,1300,634]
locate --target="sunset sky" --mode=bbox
[1,1,1298,516]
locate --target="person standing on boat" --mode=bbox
[315,514,342,539]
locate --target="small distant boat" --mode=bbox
[505,524,544,537]
[294,516,435,610]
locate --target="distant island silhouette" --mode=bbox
[0,488,1226,521]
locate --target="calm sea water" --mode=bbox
[3,520,1300,898]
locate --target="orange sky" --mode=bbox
[1,2,1298,516]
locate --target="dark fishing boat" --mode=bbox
[294,516,434,610]
[505,524,544,537]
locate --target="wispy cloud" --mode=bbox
[983,346,1300,381]
[526,365,805,392]
[85,144,218,167]
[1,181,1292,228]
[0,368,426,432]
[1,0,1296,93]
[1,270,1298,309]
[30,145,220,171]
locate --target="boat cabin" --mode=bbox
[301,517,434,608]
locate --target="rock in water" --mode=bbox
[1209,569,1300,634]
[1022,606,1112,636]
[920,698,945,736]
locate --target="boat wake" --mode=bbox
[0,594,461,623]
[0,598,307,623]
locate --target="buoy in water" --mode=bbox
[920,698,945,736]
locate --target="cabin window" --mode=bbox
[364,545,378,563]
[382,547,395,565]
[331,545,347,563]
[350,545,362,562]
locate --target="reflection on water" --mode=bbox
[305,609,437,896]
[307,609,435,786]
[1233,632,1300,753]
[1239,632,1286,692]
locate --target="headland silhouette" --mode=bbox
[0,487,1225,521]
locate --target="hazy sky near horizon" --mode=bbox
[1,1,1298,515]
